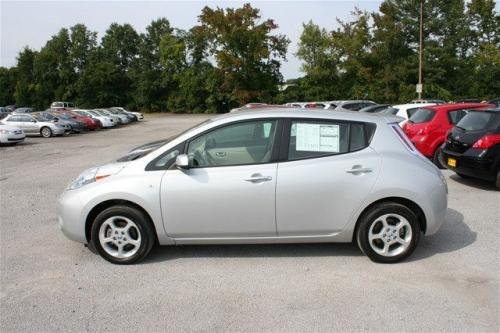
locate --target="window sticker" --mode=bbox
[296,123,339,152]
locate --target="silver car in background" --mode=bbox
[3,113,70,137]
[94,109,122,125]
[58,109,447,264]
[0,123,25,144]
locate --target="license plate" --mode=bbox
[447,158,456,167]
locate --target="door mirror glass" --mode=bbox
[175,154,190,169]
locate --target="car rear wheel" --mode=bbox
[40,127,52,138]
[433,147,446,169]
[356,203,420,263]
[90,205,155,264]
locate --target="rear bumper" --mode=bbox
[442,149,498,181]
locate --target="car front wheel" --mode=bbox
[91,205,155,264]
[40,126,52,138]
[356,202,420,263]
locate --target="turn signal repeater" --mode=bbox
[472,134,500,149]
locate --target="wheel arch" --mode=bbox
[352,196,427,242]
[85,199,159,244]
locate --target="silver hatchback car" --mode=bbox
[58,109,448,264]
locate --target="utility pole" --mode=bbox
[417,0,423,99]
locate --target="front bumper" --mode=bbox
[53,127,67,135]
[0,132,26,143]
[57,189,88,243]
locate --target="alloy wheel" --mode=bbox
[98,216,142,259]
[41,127,52,138]
[368,214,412,257]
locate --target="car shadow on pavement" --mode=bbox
[408,208,476,262]
[449,174,498,192]
[144,242,363,264]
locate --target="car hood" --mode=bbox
[116,138,171,162]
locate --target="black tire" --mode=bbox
[90,205,155,264]
[356,202,421,263]
[40,126,52,138]
[433,146,445,169]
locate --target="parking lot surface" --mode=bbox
[1,114,499,332]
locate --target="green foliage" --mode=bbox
[293,0,499,103]
[0,1,498,111]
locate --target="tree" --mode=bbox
[133,18,175,111]
[193,3,289,110]
[14,47,38,107]
[0,67,17,105]
[295,21,340,100]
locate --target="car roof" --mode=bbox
[469,107,500,113]
[393,103,435,109]
[214,107,402,124]
[425,103,492,111]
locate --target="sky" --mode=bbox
[0,0,382,79]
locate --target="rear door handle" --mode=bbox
[245,173,273,183]
[346,165,373,174]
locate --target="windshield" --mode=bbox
[34,113,53,121]
[116,119,213,162]
[408,108,435,123]
[456,111,497,131]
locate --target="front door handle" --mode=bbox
[346,165,373,174]
[245,173,273,183]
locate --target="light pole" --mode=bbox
[417,0,423,100]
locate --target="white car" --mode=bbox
[111,107,144,120]
[58,108,447,265]
[74,109,116,128]
[0,123,25,144]
[384,103,437,120]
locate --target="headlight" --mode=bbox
[67,167,99,190]
[0,129,11,134]
[66,163,124,190]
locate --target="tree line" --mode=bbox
[0,0,498,113]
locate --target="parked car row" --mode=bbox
[0,103,144,145]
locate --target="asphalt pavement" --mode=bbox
[1,114,498,332]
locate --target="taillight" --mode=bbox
[472,134,500,149]
[416,124,433,136]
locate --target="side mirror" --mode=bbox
[31,119,37,123]
[175,154,190,169]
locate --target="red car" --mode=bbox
[402,103,493,168]
[51,110,102,130]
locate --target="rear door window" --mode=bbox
[287,120,370,160]
[408,108,436,123]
